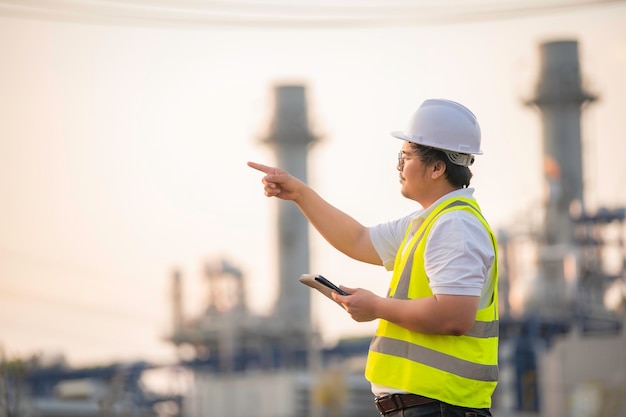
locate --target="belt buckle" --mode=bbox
[374,396,385,414]
[375,395,400,415]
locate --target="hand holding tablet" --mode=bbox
[299,274,349,306]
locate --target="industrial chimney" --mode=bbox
[524,39,598,316]
[527,40,597,246]
[262,84,319,336]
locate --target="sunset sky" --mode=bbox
[1,1,625,367]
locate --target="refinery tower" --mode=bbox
[168,85,321,370]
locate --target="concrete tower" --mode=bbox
[524,40,598,316]
[262,84,319,335]
[527,40,597,246]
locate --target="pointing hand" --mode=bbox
[247,161,304,201]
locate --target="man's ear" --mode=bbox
[431,161,446,178]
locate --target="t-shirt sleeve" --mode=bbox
[424,211,495,297]
[369,214,414,271]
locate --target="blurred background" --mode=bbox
[1,1,625,416]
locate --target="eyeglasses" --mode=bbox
[397,151,406,168]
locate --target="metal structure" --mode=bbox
[520,39,624,324]
[497,39,626,415]
[8,361,183,417]
[167,85,320,370]
[523,40,598,318]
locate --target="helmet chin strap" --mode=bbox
[444,151,475,167]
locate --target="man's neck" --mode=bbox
[418,185,463,209]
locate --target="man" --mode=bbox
[248,98,498,417]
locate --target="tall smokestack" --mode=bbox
[262,84,319,334]
[526,40,597,246]
[524,40,598,317]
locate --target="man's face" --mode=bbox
[397,142,429,201]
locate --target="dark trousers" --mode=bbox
[381,401,492,417]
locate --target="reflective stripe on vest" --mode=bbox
[365,197,499,409]
[369,336,499,381]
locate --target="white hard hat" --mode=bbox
[391,99,482,166]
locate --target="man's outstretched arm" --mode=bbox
[248,161,382,265]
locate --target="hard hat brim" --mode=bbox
[390,131,483,155]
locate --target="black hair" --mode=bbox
[409,143,473,188]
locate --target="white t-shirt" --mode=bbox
[368,188,496,397]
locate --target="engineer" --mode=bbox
[248,98,499,417]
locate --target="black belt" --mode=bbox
[375,394,437,415]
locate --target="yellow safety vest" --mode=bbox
[365,197,499,408]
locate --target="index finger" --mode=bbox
[247,161,273,174]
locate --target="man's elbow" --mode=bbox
[434,295,480,335]
[443,318,476,336]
